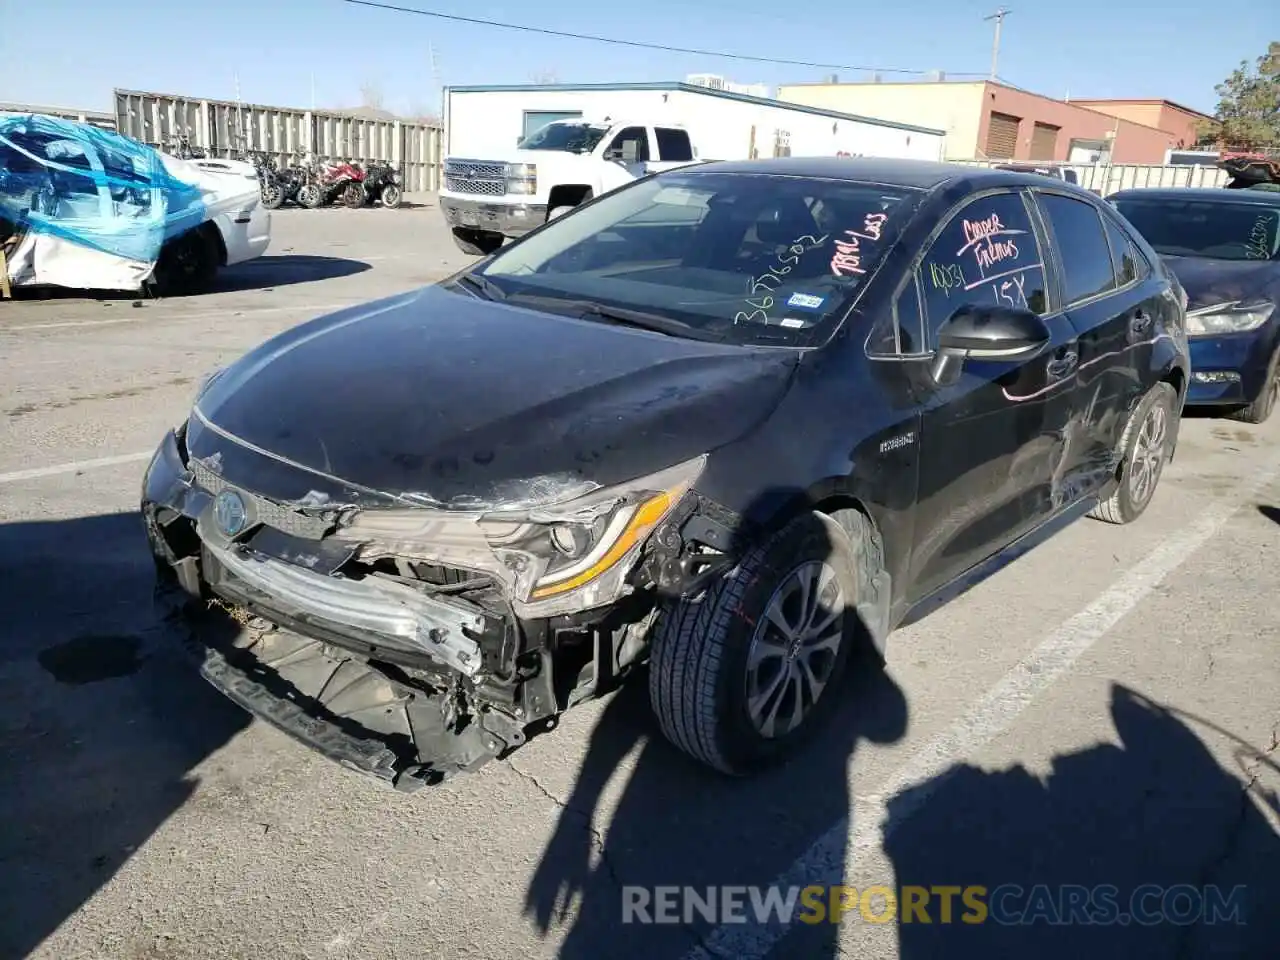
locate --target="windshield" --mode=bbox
[1112,197,1280,261]
[516,122,609,153]
[473,171,923,346]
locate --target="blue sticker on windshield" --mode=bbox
[787,292,825,310]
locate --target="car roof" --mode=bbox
[1108,186,1280,207]
[679,156,1086,192]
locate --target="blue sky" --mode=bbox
[4,0,1273,117]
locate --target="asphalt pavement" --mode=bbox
[1,201,1276,960]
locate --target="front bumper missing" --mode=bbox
[180,617,522,792]
[143,426,533,789]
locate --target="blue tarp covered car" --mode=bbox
[0,114,270,294]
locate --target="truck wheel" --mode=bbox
[647,508,882,776]
[1228,348,1279,424]
[450,227,503,256]
[1089,382,1176,525]
[149,227,220,296]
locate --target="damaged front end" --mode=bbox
[142,411,737,792]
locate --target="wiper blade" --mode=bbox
[525,297,722,341]
[453,273,507,301]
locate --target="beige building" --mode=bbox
[1068,99,1216,151]
[777,79,1182,165]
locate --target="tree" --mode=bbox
[1210,41,1280,150]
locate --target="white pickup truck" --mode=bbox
[439,118,701,254]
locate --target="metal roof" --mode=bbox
[444,82,947,137]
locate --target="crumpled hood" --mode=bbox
[1162,255,1280,311]
[192,284,798,509]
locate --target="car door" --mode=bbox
[907,188,1079,603]
[1032,189,1152,499]
[598,125,650,195]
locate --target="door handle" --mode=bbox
[1130,310,1153,335]
[1046,350,1078,379]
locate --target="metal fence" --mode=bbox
[954,159,1231,192]
[111,89,444,192]
[0,101,116,130]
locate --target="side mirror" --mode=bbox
[929,304,1051,386]
[621,140,640,164]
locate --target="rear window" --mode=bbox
[1112,197,1280,261]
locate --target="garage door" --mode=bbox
[985,112,1020,159]
[1030,122,1061,161]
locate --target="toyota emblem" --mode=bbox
[213,489,248,538]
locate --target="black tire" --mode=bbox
[647,508,884,776]
[1227,348,1280,424]
[380,184,403,209]
[260,179,285,210]
[150,228,219,296]
[341,181,366,209]
[299,184,325,209]
[1089,382,1177,525]
[450,227,504,256]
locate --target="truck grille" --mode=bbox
[444,159,507,195]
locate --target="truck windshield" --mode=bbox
[517,123,609,153]
[1112,197,1280,261]
[474,171,924,347]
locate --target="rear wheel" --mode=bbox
[1228,348,1280,424]
[450,227,504,256]
[150,228,219,296]
[647,508,882,776]
[1089,382,1177,525]
[380,184,403,209]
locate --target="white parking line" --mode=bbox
[684,449,1280,960]
[0,451,152,484]
[3,302,357,333]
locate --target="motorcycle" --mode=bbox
[361,162,403,208]
[298,159,367,209]
[259,154,308,209]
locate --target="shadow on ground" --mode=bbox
[523,498,911,959]
[4,254,370,301]
[0,511,250,958]
[1257,504,1280,526]
[880,684,1280,958]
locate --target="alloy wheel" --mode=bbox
[1129,402,1168,506]
[744,560,846,739]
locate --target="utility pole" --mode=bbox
[983,7,1010,81]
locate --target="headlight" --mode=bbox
[333,455,705,617]
[505,162,537,196]
[1185,300,1275,336]
[481,454,704,612]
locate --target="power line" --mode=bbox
[341,0,988,77]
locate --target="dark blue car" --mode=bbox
[1109,187,1280,422]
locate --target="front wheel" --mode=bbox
[647,509,882,776]
[380,183,403,209]
[298,183,324,208]
[341,181,366,208]
[149,227,219,296]
[1089,381,1177,525]
[450,227,504,256]
[260,179,285,209]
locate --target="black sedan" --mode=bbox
[141,158,1189,788]
[1108,187,1280,422]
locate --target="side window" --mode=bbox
[1037,193,1118,304]
[869,275,924,356]
[654,127,694,162]
[919,191,1049,345]
[605,126,649,162]
[1101,214,1137,287]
